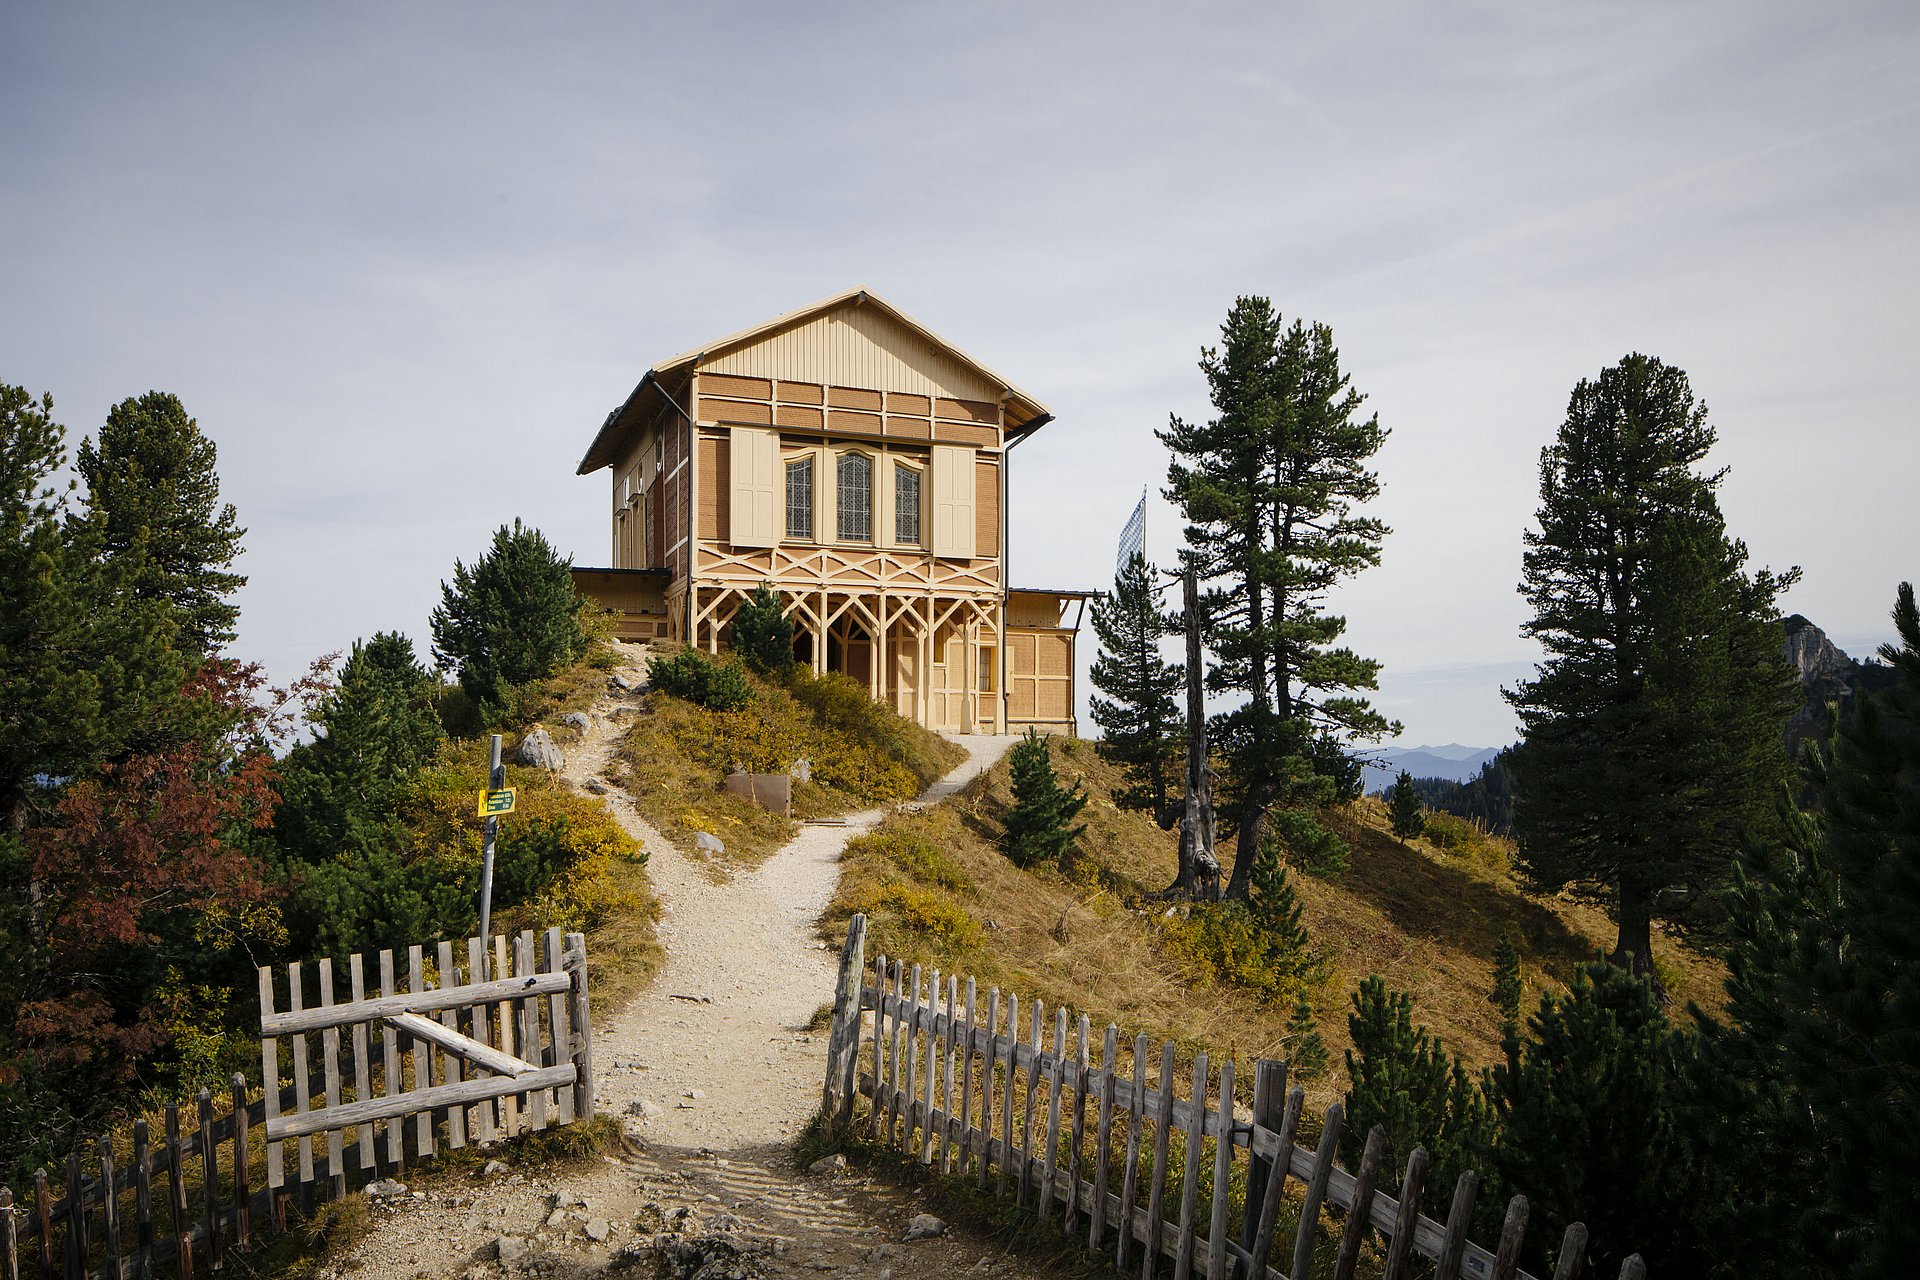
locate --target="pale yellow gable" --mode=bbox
[700,300,1005,403]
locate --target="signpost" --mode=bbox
[476,734,505,975]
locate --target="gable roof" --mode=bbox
[578,287,1053,475]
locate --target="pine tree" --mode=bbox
[1161,297,1397,900]
[430,520,587,713]
[1388,770,1425,841]
[1001,730,1088,870]
[1090,552,1184,827]
[1341,976,1492,1197]
[1505,354,1799,977]
[1490,929,1523,1029]
[1698,581,1920,1279]
[77,392,246,657]
[1487,963,1707,1277]
[731,583,794,674]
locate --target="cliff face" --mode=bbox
[1783,615,1895,750]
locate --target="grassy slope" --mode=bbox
[823,738,1725,1109]
[612,657,966,870]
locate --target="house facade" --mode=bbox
[573,288,1084,736]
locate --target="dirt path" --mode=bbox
[333,645,1026,1280]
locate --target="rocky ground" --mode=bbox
[326,643,1030,1280]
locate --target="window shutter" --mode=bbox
[930,445,977,559]
[730,426,780,547]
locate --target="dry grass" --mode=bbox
[822,739,1728,1111]
[612,658,964,870]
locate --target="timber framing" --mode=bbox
[574,288,1082,735]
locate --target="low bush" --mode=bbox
[845,831,973,893]
[649,648,754,711]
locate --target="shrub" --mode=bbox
[847,831,972,893]
[1263,804,1350,876]
[1001,730,1088,869]
[429,520,586,714]
[730,583,794,674]
[1389,770,1426,841]
[649,648,754,711]
[1491,929,1523,1027]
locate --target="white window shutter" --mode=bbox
[730,426,780,547]
[930,445,976,559]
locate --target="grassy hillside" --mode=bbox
[822,737,1725,1108]
[612,655,966,869]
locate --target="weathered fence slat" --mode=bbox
[98,1139,121,1280]
[1381,1146,1431,1280]
[317,959,345,1200]
[195,1089,220,1270]
[465,936,496,1145]
[1437,1171,1480,1280]
[161,1114,188,1280]
[975,987,998,1191]
[491,935,516,1137]
[410,945,438,1156]
[1,1187,18,1280]
[564,931,593,1121]
[1038,1006,1066,1226]
[1065,1012,1092,1234]
[998,992,1016,1200]
[1089,1023,1117,1252]
[1494,1194,1532,1280]
[1018,1000,1044,1210]
[130,1122,152,1280]
[1172,1052,1208,1280]
[1203,1056,1235,1280]
[918,968,941,1165]
[442,940,472,1144]
[1142,1040,1176,1279]
[1115,1031,1146,1271]
[347,956,375,1167]
[936,974,957,1172]
[1291,1103,1344,1280]
[33,1170,52,1280]
[1552,1223,1588,1280]
[228,1077,249,1249]
[378,951,405,1169]
[954,978,977,1175]
[287,965,315,1190]
[1331,1125,1387,1280]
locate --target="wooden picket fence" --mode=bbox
[0,928,593,1280]
[820,915,1645,1280]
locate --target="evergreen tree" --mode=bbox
[275,633,444,861]
[1283,990,1329,1079]
[1698,582,1920,1279]
[430,520,587,713]
[1161,297,1397,900]
[1505,354,1799,977]
[1487,963,1706,1277]
[1089,552,1184,827]
[1388,770,1425,841]
[1490,929,1523,1029]
[1341,976,1492,1197]
[1001,730,1088,870]
[77,392,246,657]
[731,583,794,674]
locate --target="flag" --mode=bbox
[1116,488,1147,574]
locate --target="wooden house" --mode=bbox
[573,288,1086,735]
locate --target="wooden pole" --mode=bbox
[565,932,594,1121]
[1,1187,19,1280]
[823,915,868,1136]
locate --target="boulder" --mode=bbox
[560,711,591,730]
[807,1153,847,1177]
[902,1213,946,1242]
[789,757,813,783]
[364,1179,407,1202]
[516,728,564,771]
[694,831,725,855]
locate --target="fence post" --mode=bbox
[1,1186,18,1280]
[564,932,594,1120]
[821,914,867,1136]
[1240,1060,1286,1266]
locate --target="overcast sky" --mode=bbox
[4,1,1915,747]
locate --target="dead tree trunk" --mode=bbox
[1170,567,1220,899]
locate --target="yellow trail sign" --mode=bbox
[477,787,517,818]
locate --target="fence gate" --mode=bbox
[257,928,595,1204]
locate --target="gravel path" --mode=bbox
[331,645,1026,1280]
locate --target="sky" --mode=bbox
[4,1,1915,747]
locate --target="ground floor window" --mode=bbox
[785,456,813,539]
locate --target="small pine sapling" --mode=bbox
[1389,770,1426,841]
[1491,928,1523,1029]
[1284,991,1329,1079]
[731,583,794,674]
[1000,729,1088,870]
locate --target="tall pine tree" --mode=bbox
[1089,552,1184,827]
[1697,581,1920,1279]
[78,392,246,657]
[1161,298,1396,899]
[1001,730,1088,870]
[1505,354,1798,976]
[431,520,587,713]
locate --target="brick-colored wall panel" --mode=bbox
[699,397,772,425]
[702,373,773,400]
[775,404,824,429]
[827,409,884,435]
[777,380,824,404]
[887,392,931,415]
[887,417,931,440]
[975,460,1000,557]
[698,436,730,542]
[934,422,997,448]
[1037,633,1069,676]
[935,397,999,424]
[828,386,884,411]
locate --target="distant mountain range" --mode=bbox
[1361,744,1505,794]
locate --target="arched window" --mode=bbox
[837,452,872,541]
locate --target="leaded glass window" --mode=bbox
[895,465,922,545]
[785,457,813,540]
[837,453,872,541]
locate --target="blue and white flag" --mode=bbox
[1116,488,1147,575]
